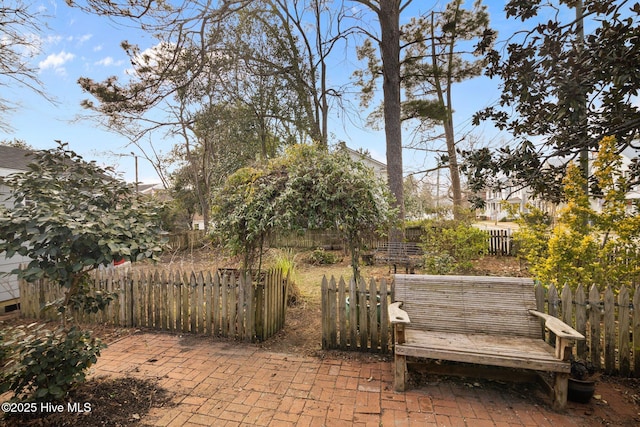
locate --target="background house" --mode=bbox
[337,142,387,180]
[0,146,34,313]
[484,143,640,221]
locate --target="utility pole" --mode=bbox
[131,152,139,194]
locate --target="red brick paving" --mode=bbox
[92,333,597,426]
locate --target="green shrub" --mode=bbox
[421,219,488,274]
[273,249,302,306]
[0,324,105,402]
[423,253,457,275]
[307,248,341,265]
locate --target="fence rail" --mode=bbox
[19,268,287,342]
[322,275,640,376]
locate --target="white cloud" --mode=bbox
[125,42,174,76]
[45,35,63,45]
[93,45,103,52]
[95,56,124,67]
[39,51,75,75]
[77,34,93,44]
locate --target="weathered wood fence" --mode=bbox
[322,276,639,376]
[19,268,288,342]
[486,229,513,256]
[321,276,392,353]
[167,231,207,251]
[536,282,640,377]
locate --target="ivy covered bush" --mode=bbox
[212,144,397,280]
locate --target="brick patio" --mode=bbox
[93,333,593,426]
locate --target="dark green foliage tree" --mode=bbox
[0,143,165,402]
[464,0,640,206]
[0,143,165,301]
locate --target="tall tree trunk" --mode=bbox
[430,9,463,219]
[379,0,405,242]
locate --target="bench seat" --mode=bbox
[398,330,571,373]
[390,274,584,410]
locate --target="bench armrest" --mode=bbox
[389,302,410,324]
[528,310,584,339]
[529,309,585,361]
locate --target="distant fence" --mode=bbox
[322,275,640,375]
[167,227,513,257]
[321,276,393,353]
[167,230,207,251]
[19,268,288,342]
[267,227,513,256]
[486,229,513,256]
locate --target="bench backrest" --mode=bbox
[394,274,541,339]
[377,242,423,256]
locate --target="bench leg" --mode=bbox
[394,353,407,392]
[553,372,569,410]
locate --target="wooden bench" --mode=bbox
[389,274,584,410]
[374,242,423,273]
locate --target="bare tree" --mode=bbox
[0,1,53,131]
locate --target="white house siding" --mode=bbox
[0,173,29,310]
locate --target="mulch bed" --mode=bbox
[0,376,173,427]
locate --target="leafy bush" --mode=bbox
[513,136,640,290]
[307,248,341,265]
[423,253,457,275]
[0,143,163,402]
[273,249,301,306]
[1,324,105,402]
[421,219,488,274]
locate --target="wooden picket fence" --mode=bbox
[19,268,288,342]
[322,276,640,376]
[486,229,513,256]
[321,276,392,353]
[167,230,207,251]
[535,282,640,376]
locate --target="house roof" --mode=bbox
[336,142,387,176]
[0,146,34,172]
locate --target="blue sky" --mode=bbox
[1,1,538,184]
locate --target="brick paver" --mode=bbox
[92,333,599,426]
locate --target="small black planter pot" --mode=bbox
[568,378,596,403]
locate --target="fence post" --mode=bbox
[547,285,559,345]
[618,286,630,376]
[604,286,616,374]
[255,279,264,341]
[574,284,587,359]
[634,285,640,377]
[338,277,347,350]
[380,278,389,353]
[369,278,379,351]
[589,284,602,370]
[349,277,357,348]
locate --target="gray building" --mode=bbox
[0,146,34,312]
